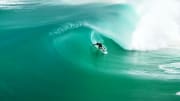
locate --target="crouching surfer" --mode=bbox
[93,42,108,54]
[94,42,103,50]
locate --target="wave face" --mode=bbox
[0,2,138,51]
[1,0,180,50]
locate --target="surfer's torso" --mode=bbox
[95,43,103,48]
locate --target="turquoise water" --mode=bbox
[1,1,180,101]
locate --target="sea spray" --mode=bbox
[50,21,85,36]
[130,0,180,50]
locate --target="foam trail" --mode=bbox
[176,92,180,96]
[0,0,41,9]
[0,0,22,4]
[0,0,23,8]
[159,62,180,74]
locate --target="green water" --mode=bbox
[0,2,180,101]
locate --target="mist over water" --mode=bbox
[130,0,180,50]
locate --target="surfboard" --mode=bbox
[91,31,108,54]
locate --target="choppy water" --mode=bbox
[1,0,180,101]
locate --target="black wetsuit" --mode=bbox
[95,43,103,49]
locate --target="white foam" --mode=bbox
[0,0,29,9]
[0,0,22,4]
[130,0,180,50]
[176,91,180,96]
[159,62,180,74]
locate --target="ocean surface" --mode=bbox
[1,0,180,101]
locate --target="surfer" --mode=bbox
[93,42,108,54]
[94,42,103,49]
